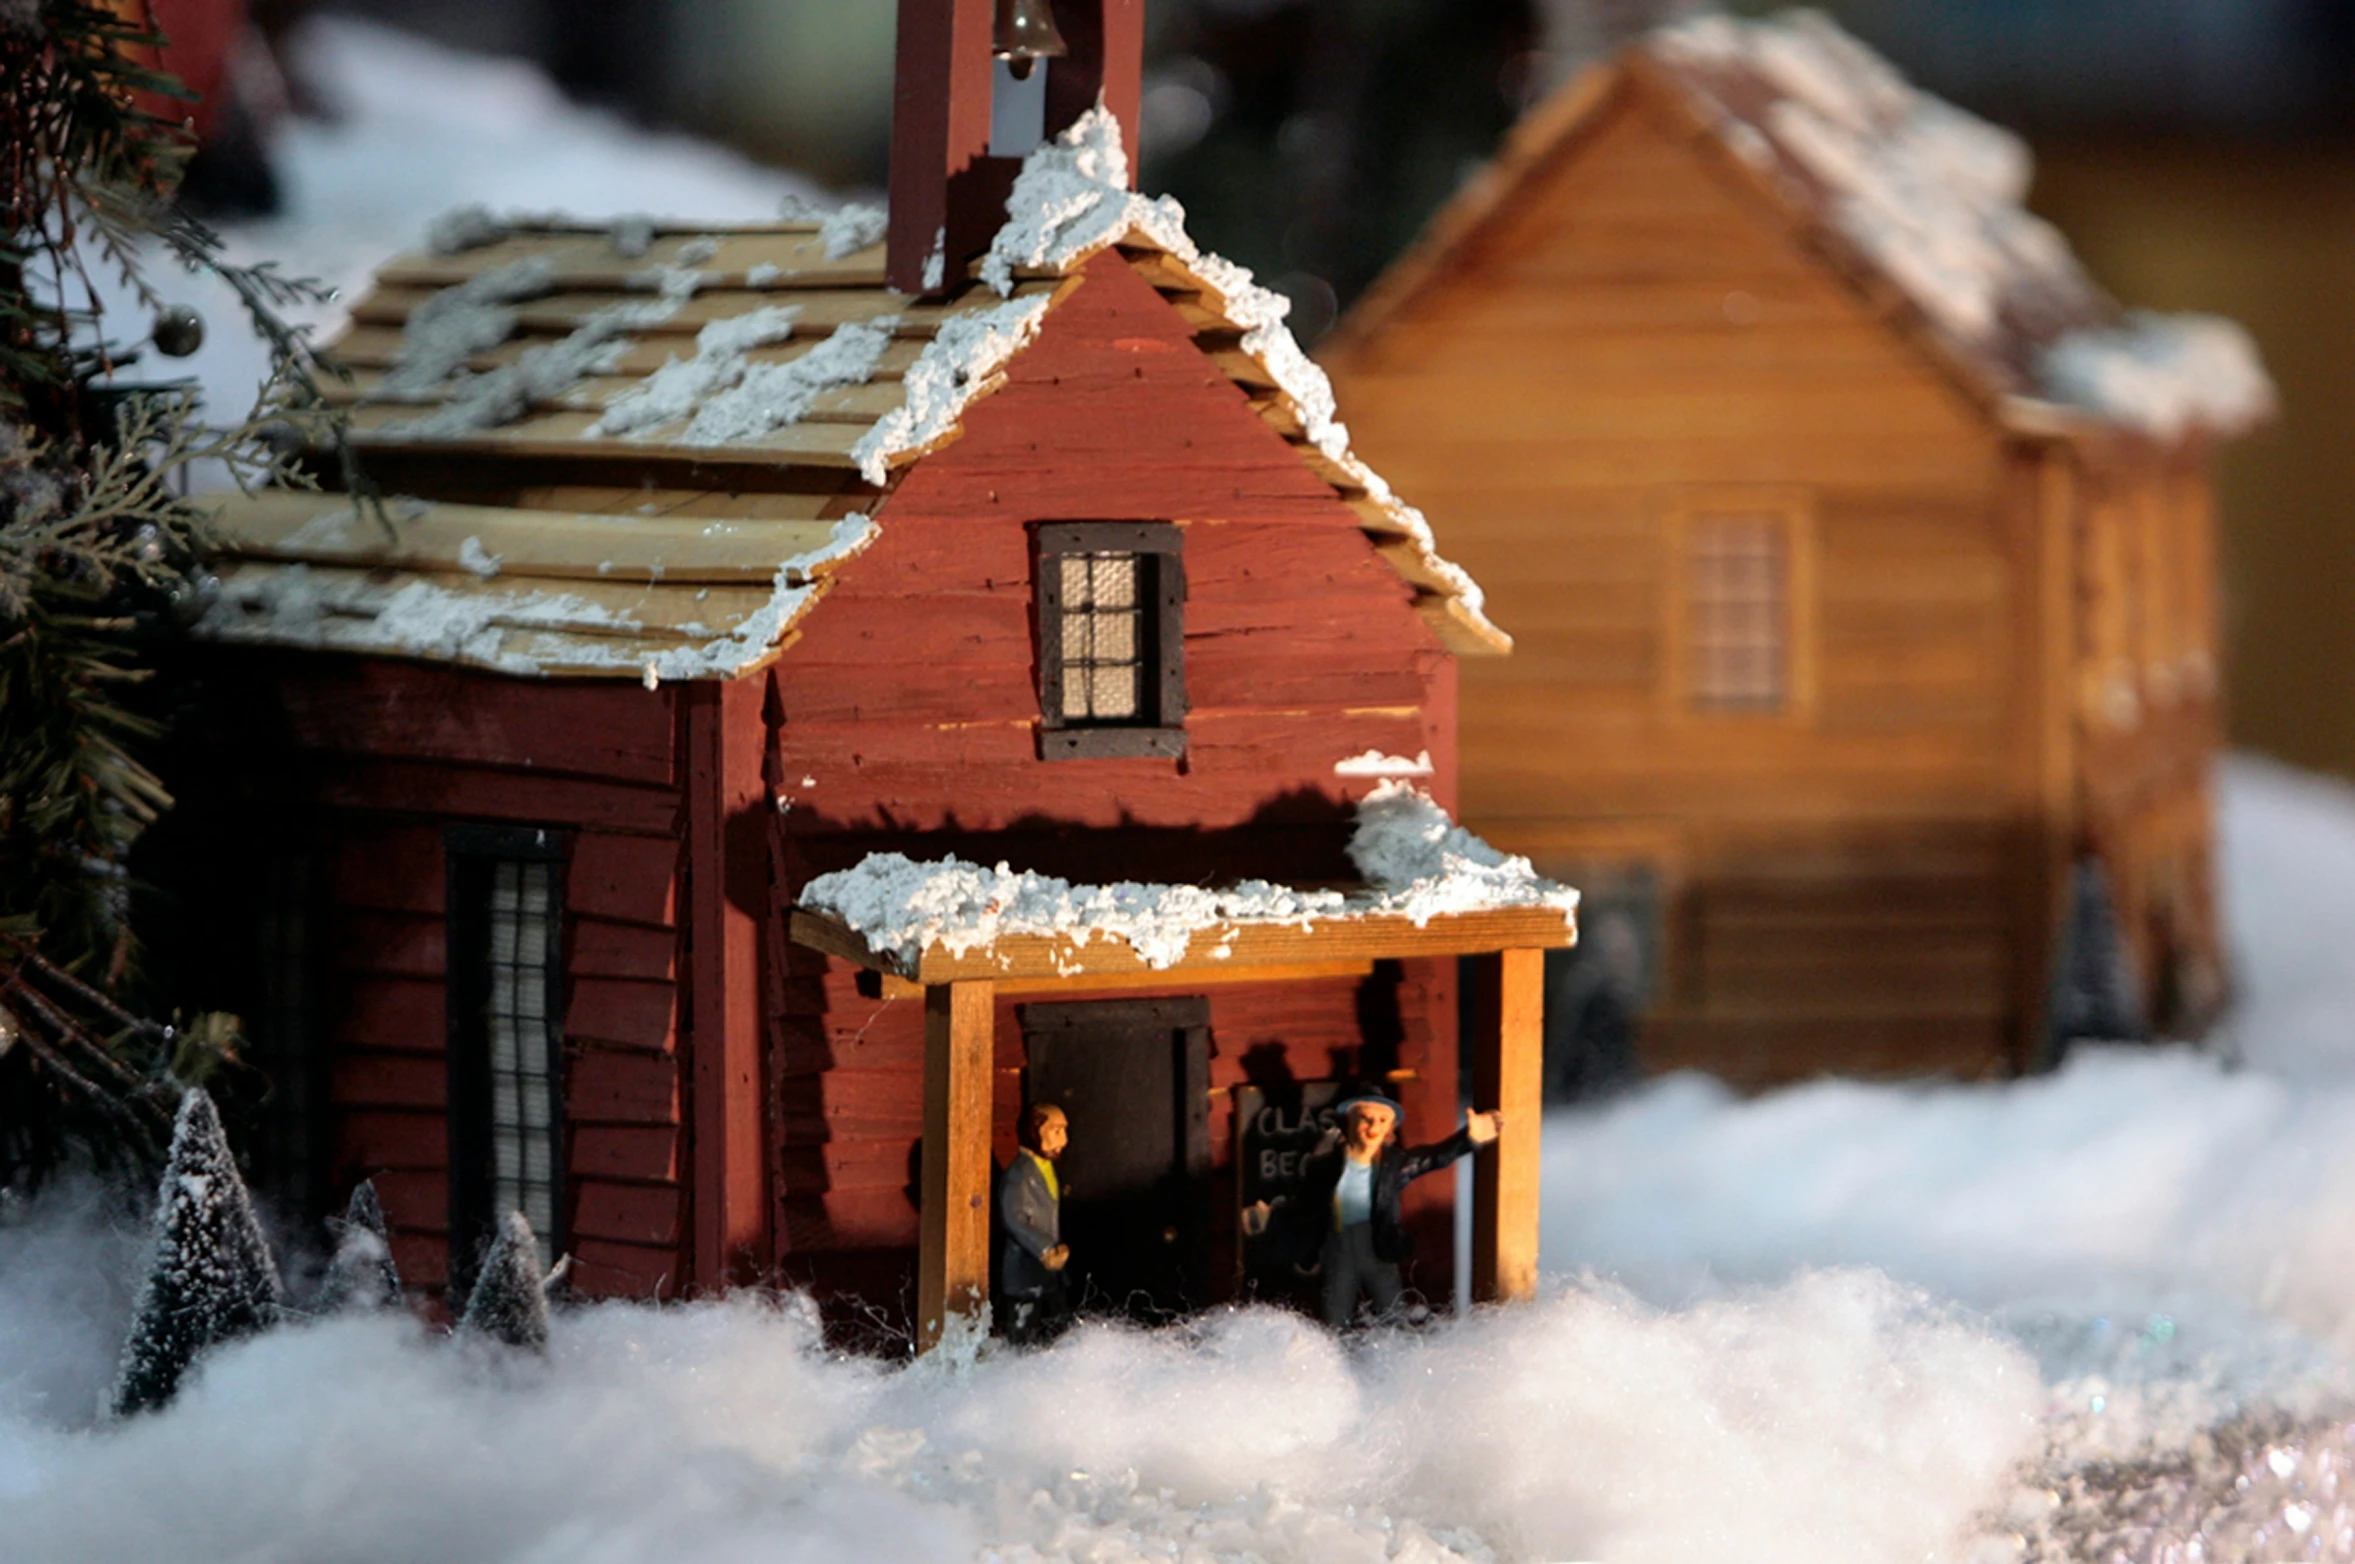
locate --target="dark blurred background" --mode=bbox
[311,0,2355,783]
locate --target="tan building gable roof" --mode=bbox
[199,124,1506,681]
[1328,11,2272,445]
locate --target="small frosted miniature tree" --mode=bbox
[459,1210,550,1351]
[112,1088,283,1415]
[316,1177,403,1313]
[2048,857,2146,1063]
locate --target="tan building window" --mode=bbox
[1685,513,1789,711]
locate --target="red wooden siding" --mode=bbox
[763,250,1464,1323]
[238,655,691,1299]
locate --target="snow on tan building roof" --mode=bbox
[196,111,1506,681]
[1334,8,2273,443]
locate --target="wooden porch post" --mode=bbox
[686,676,768,1292]
[918,978,995,1349]
[1468,947,1545,1302]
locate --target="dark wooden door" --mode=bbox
[1018,998,1211,1320]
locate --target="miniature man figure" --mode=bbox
[996,1102,1072,1343]
[1252,1090,1501,1328]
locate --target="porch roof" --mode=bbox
[786,901,1575,987]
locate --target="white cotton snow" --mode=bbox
[2039,310,2277,438]
[381,257,554,397]
[1655,10,2086,345]
[969,108,1501,639]
[586,304,803,438]
[850,295,1051,484]
[423,203,512,256]
[0,1213,2039,1564]
[456,536,501,579]
[388,262,708,437]
[802,782,1574,969]
[1333,748,1434,778]
[818,201,888,261]
[680,317,898,448]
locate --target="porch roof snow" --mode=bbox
[790,783,1578,983]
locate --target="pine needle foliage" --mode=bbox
[111,1086,282,1416]
[2,1,355,1185]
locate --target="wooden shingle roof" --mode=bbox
[198,195,1507,681]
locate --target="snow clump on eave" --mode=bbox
[2038,311,2276,439]
[850,294,1052,485]
[801,780,1575,970]
[969,107,1504,645]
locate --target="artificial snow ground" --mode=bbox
[0,766,2347,1564]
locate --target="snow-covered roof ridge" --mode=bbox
[1644,10,2273,439]
[801,782,1577,971]
[974,107,1506,647]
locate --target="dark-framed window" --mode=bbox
[1035,521,1186,759]
[445,825,568,1283]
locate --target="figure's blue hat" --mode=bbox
[1331,1086,1400,1117]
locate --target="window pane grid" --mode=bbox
[1688,514,1788,711]
[1057,551,1145,722]
[483,858,559,1259]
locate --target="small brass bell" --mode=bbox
[151,304,205,358]
[993,0,1068,80]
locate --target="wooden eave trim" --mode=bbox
[1321,61,1634,368]
[787,903,1575,985]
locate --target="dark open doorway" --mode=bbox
[1017,997,1211,1320]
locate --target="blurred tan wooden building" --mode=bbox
[1319,13,2274,1087]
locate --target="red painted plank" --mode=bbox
[570,916,678,981]
[339,1109,448,1169]
[777,1138,920,1196]
[570,1123,681,1182]
[330,824,445,915]
[317,755,680,836]
[563,975,678,1052]
[273,658,677,785]
[568,1046,680,1124]
[569,832,681,927]
[573,1180,682,1247]
[780,1186,920,1252]
[389,1232,449,1290]
[333,1052,445,1110]
[568,1238,679,1300]
[330,976,445,1054]
[330,910,444,979]
[373,1168,450,1234]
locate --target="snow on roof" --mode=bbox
[2037,311,2277,442]
[194,505,876,680]
[1642,11,2272,438]
[979,109,1503,640]
[203,109,1507,674]
[800,782,1577,971]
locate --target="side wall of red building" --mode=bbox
[189,653,693,1299]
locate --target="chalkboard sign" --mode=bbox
[1233,1080,1344,1299]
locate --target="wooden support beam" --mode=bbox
[918,978,996,1349]
[685,676,769,1290]
[1468,947,1546,1303]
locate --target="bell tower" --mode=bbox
[886,0,1143,296]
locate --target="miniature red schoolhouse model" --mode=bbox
[170,0,1574,1344]
[1319,12,2272,1090]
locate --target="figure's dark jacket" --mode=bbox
[996,1149,1061,1300]
[1288,1126,1477,1265]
